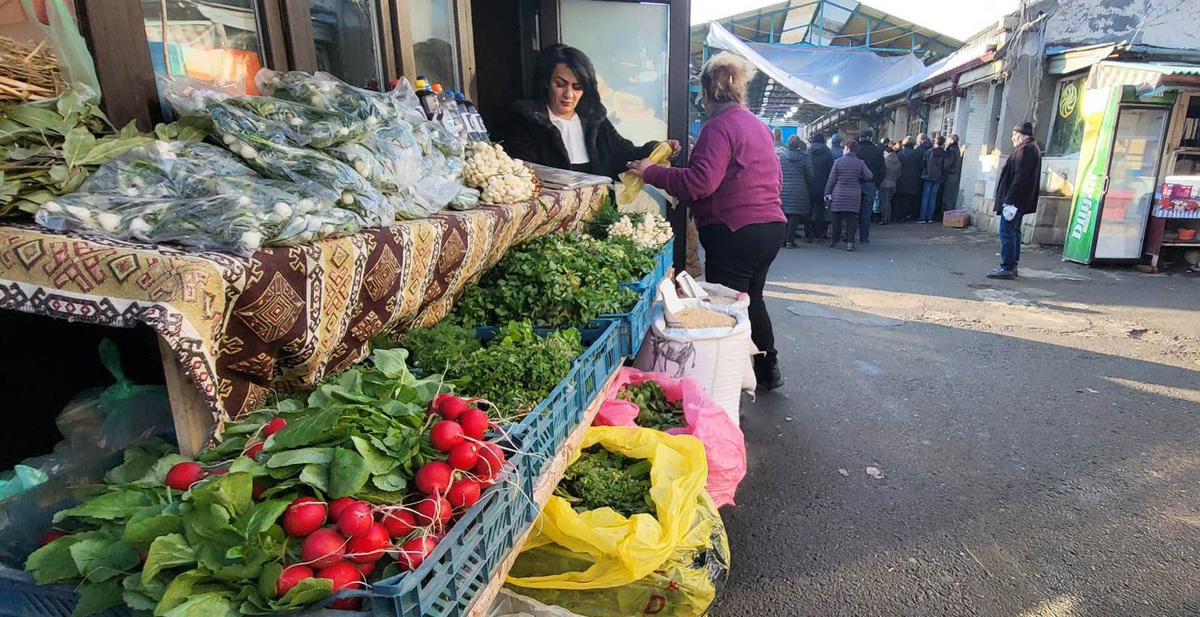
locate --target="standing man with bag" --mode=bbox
[987,122,1041,279]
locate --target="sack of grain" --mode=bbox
[633,300,749,425]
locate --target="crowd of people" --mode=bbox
[776,130,965,250]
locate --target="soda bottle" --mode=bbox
[414,76,441,122]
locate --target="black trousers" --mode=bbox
[891,193,916,221]
[698,222,785,355]
[830,211,858,243]
[784,214,805,244]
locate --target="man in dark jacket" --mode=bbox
[895,137,922,222]
[919,136,949,223]
[988,122,1042,279]
[941,134,963,214]
[856,131,886,244]
[808,132,835,239]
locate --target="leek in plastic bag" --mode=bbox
[618,141,672,206]
[226,96,365,148]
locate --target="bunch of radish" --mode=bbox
[163,416,288,492]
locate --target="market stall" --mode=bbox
[0,185,605,454]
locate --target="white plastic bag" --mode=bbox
[486,590,585,617]
[680,281,755,391]
[633,301,750,425]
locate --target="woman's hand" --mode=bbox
[665,139,682,160]
[626,158,653,178]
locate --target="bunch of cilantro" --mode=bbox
[451,232,652,328]
[554,445,656,517]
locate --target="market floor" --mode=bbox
[710,223,1200,617]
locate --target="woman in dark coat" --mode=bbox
[503,44,679,179]
[824,140,872,251]
[808,131,834,239]
[779,135,814,248]
[895,137,922,222]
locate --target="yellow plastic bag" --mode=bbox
[507,426,712,590]
[507,491,729,617]
[618,142,673,206]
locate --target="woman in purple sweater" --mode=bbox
[626,53,786,390]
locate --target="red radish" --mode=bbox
[429,421,465,453]
[458,407,489,440]
[39,530,66,546]
[346,523,390,563]
[316,561,357,590]
[327,496,357,522]
[431,393,455,414]
[252,480,269,501]
[165,462,205,491]
[355,560,377,578]
[208,467,229,476]
[447,442,480,471]
[415,461,453,495]
[436,395,468,421]
[398,536,438,570]
[243,441,264,460]
[381,510,418,538]
[474,442,506,479]
[320,560,364,609]
[263,417,287,436]
[283,497,328,537]
[301,528,347,568]
[447,479,482,510]
[337,501,375,538]
[275,564,313,597]
[331,597,363,610]
[414,496,453,527]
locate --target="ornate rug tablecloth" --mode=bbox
[0,185,605,425]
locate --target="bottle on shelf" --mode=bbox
[441,88,469,139]
[428,83,460,135]
[455,91,489,142]
[414,76,441,122]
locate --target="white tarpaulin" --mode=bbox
[706,21,984,109]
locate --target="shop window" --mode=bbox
[142,0,265,94]
[1047,75,1086,156]
[411,0,459,91]
[560,0,670,145]
[309,0,384,90]
[1180,94,1200,149]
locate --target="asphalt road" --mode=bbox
[712,224,1200,617]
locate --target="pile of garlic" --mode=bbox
[463,142,537,205]
[608,212,672,250]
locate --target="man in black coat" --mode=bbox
[856,131,886,244]
[988,122,1042,279]
[808,132,835,240]
[895,137,923,222]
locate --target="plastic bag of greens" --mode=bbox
[217,131,389,225]
[390,190,439,221]
[226,96,365,148]
[158,74,243,117]
[79,141,256,198]
[450,186,480,211]
[210,104,309,148]
[256,68,402,126]
[414,121,465,158]
[413,175,462,212]
[328,141,402,193]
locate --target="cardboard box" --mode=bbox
[943,210,969,228]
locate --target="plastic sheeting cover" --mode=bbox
[705,21,982,110]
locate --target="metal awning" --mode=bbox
[1090,60,1200,96]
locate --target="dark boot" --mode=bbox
[754,353,784,391]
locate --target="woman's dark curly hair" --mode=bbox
[531,44,607,121]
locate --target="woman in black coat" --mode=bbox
[807,131,835,239]
[503,45,679,180]
[895,137,923,222]
[779,136,814,247]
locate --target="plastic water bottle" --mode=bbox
[455,92,489,141]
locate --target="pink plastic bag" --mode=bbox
[595,367,747,507]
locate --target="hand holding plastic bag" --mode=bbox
[618,142,672,206]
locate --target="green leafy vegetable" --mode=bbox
[554,445,656,517]
[619,381,686,431]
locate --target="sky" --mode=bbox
[691,0,1021,41]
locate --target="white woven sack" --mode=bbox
[633,300,750,425]
[694,282,756,391]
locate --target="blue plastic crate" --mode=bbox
[0,568,131,617]
[597,282,654,359]
[654,237,675,282]
[366,320,621,617]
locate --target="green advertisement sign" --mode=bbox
[1063,86,1121,264]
